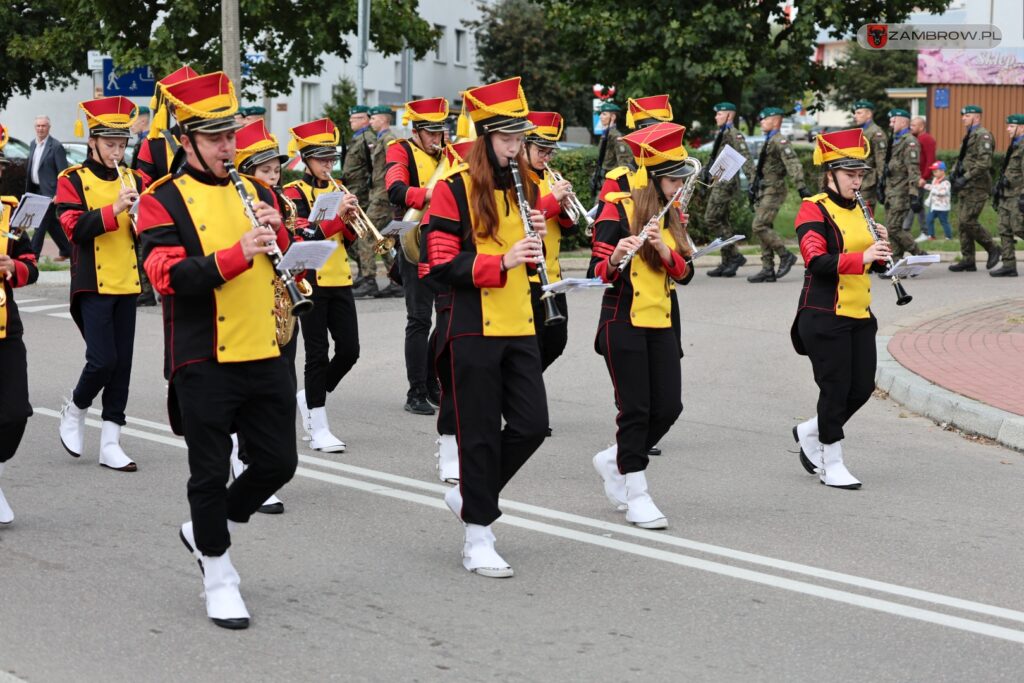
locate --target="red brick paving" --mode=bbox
[888,298,1024,416]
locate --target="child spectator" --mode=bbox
[923,161,952,240]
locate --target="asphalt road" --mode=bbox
[2,263,1022,682]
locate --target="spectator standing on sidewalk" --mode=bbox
[909,116,936,240]
[25,115,72,261]
[923,161,952,240]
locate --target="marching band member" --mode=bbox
[0,126,39,524]
[229,119,299,514]
[422,77,549,577]
[589,122,693,529]
[285,119,360,453]
[523,111,574,375]
[137,71,297,629]
[55,96,143,472]
[791,129,891,490]
[385,97,448,416]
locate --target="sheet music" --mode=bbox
[884,253,940,278]
[276,240,339,272]
[7,193,52,233]
[308,191,345,224]
[541,277,612,294]
[382,220,420,237]
[707,146,746,183]
[689,234,746,260]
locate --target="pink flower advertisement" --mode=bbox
[918,48,1024,85]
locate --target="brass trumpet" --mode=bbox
[543,163,595,236]
[118,164,140,235]
[327,177,394,254]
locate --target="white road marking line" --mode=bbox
[32,407,1024,640]
[13,297,45,304]
[48,312,73,320]
[19,304,67,313]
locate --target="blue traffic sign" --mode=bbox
[934,87,950,109]
[102,59,156,97]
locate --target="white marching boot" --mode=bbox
[179,522,250,629]
[624,471,668,529]
[819,441,862,490]
[58,397,87,458]
[793,417,823,473]
[296,390,312,442]
[0,463,14,525]
[229,434,284,514]
[308,407,346,453]
[462,523,513,578]
[592,444,627,511]
[99,421,137,472]
[436,434,460,484]
[444,485,464,523]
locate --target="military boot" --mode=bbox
[719,253,746,278]
[747,267,776,283]
[948,260,977,272]
[986,248,1001,270]
[706,262,727,277]
[775,251,798,279]
[989,264,1018,277]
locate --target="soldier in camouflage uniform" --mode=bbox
[949,105,1000,272]
[882,109,926,261]
[990,113,1024,277]
[366,104,401,297]
[747,107,807,283]
[851,100,888,213]
[704,101,754,277]
[342,105,380,296]
[598,102,633,175]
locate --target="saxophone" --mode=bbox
[273,189,314,346]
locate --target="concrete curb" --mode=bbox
[875,335,1024,452]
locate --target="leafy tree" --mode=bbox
[322,76,358,132]
[830,47,920,126]
[538,0,951,141]
[465,0,592,127]
[3,0,441,106]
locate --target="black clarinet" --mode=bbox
[509,160,565,326]
[854,190,911,306]
[224,162,313,316]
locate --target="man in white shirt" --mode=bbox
[26,115,72,260]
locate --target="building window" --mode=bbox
[301,82,320,121]
[434,24,447,63]
[454,29,467,66]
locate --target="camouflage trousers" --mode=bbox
[997,201,1024,268]
[956,191,996,264]
[751,188,789,268]
[703,186,740,263]
[883,201,922,260]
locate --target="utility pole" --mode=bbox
[356,0,370,105]
[221,0,242,86]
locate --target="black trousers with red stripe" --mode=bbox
[450,335,548,526]
[299,284,359,409]
[530,283,568,371]
[797,311,877,444]
[597,322,683,474]
[0,338,30,463]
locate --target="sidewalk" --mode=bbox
[876,298,1024,452]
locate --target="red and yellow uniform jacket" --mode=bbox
[55,159,142,327]
[137,165,289,379]
[283,175,358,289]
[422,170,539,342]
[528,166,576,285]
[134,129,179,190]
[0,197,40,341]
[385,138,440,214]
[589,192,691,348]
[791,190,887,353]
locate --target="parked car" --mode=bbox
[62,141,134,167]
[0,137,30,198]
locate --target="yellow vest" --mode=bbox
[67,166,140,295]
[176,174,280,362]
[391,138,440,187]
[618,196,676,329]
[528,169,564,285]
[816,195,875,319]
[463,176,535,337]
[286,180,353,287]
[0,197,15,339]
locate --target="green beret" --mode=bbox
[888,108,911,119]
[599,102,622,113]
[368,105,392,116]
[852,100,874,111]
[349,105,371,115]
[235,106,250,117]
[961,105,982,114]
[1007,114,1024,125]
[713,102,736,112]
[137,105,151,116]
[759,107,784,119]
[246,105,266,116]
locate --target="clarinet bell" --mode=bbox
[893,279,913,306]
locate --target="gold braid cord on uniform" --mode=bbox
[813,134,871,165]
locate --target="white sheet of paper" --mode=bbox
[884,253,940,278]
[689,234,746,261]
[382,219,419,237]
[276,239,339,272]
[8,193,52,232]
[541,277,612,294]
[308,191,345,223]
[708,145,746,183]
